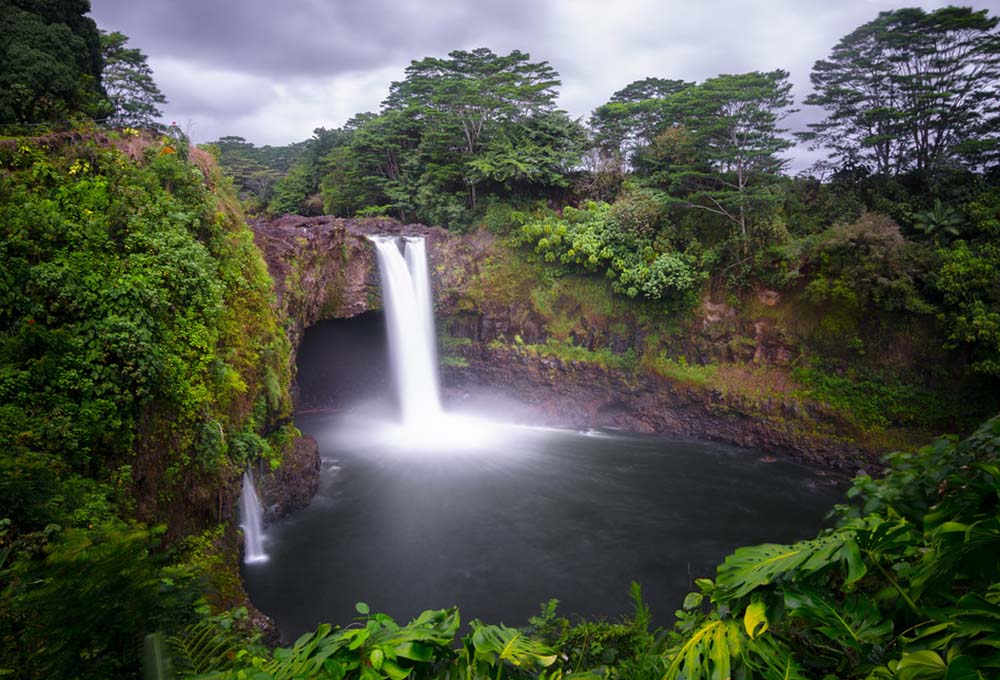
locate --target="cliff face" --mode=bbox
[252,219,883,470]
[442,347,864,470]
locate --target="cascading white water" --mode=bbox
[239,471,268,563]
[372,236,442,425]
[405,238,439,378]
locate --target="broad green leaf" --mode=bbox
[943,655,978,680]
[664,619,747,680]
[393,641,434,662]
[744,601,768,640]
[380,659,411,680]
[717,533,853,599]
[896,650,947,680]
[785,590,892,650]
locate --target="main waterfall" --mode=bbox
[371,236,442,426]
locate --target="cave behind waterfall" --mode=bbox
[295,311,390,412]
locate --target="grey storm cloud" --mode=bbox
[89,0,550,79]
[87,0,999,159]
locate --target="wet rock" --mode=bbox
[260,435,320,521]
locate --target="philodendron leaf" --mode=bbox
[896,650,947,680]
[717,529,871,600]
[744,601,768,640]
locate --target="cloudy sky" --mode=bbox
[88,0,996,168]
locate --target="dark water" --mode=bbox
[243,412,845,640]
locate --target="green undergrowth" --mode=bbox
[521,338,636,372]
[0,128,293,677]
[793,365,967,431]
[440,335,473,368]
[640,354,717,387]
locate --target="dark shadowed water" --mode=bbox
[243,411,845,640]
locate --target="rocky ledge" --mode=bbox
[442,346,872,471]
[259,435,321,520]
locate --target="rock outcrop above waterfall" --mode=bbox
[251,216,449,351]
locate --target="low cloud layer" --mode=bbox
[89,0,996,168]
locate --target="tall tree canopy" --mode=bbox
[100,30,167,128]
[589,77,692,165]
[0,0,104,125]
[657,70,796,254]
[383,47,567,211]
[803,6,1000,176]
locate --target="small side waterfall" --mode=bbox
[239,471,267,563]
[372,236,442,425]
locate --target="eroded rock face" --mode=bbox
[251,217,456,510]
[251,216,450,349]
[442,345,868,470]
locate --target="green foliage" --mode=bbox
[518,339,635,372]
[100,30,167,129]
[515,199,704,307]
[641,355,716,387]
[661,415,1000,680]
[913,199,964,245]
[257,48,581,228]
[589,77,692,165]
[523,585,659,678]
[933,238,1000,377]
[209,135,306,210]
[803,6,1000,176]
[3,523,203,679]
[802,213,932,315]
[0,0,105,126]
[651,70,795,258]
[0,132,291,677]
[165,604,560,680]
[793,366,960,430]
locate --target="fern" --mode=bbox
[168,618,243,675]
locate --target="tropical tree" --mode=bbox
[467,109,587,195]
[100,30,167,128]
[660,70,796,255]
[803,6,1000,176]
[384,47,562,210]
[0,0,104,126]
[590,77,692,165]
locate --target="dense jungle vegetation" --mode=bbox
[1,0,999,678]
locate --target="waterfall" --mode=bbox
[240,471,267,563]
[372,236,442,425]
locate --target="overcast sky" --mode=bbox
[88,0,996,170]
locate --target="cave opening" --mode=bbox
[295,311,391,412]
